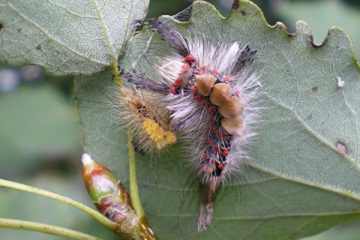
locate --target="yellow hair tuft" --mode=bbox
[142,118,176,150]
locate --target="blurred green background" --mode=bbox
[0,0,359,239]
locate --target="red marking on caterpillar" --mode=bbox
[184,54,195,64]
[170,78,183,94]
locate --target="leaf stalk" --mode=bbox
[128,130,145,219]
[0,178,117,231]
[0,218,103,240]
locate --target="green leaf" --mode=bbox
[278,0,360,62]
[75,0,360,239]
[0,0,149,75]
[303,219,360,240]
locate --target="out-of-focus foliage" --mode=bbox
[0,81,80,178]
[148,0,191,17]
[148,0,234,17]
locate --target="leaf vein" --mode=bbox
[7,2,107,65]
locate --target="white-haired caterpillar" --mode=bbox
[81,153,155,240]
[123,20,261,231]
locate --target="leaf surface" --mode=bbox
[303,219,360,240]
[75,1,360,239]
[0,0,149,75]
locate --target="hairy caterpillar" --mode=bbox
[123,20,261,231]
[114,86,176,152]
[81,153,155,240]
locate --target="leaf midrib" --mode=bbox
[154,211,360,221]
[90,0,117,59]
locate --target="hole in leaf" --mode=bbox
[336,141,349,155]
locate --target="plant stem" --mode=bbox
[111,57,123,87]
[0,218,102,240]
[0,179,117,231]
[128,130,145,219]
